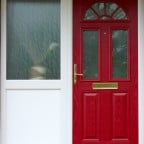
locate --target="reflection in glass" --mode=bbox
[92,3,104,16]
[106,2,118,15]
[113,8,127,19]
[84,2,128,20]
[84,9,98,20]
[83,31,98,79]
[7,0,60,79]
[112,30,128,78]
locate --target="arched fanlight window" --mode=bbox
[84,2,128,20]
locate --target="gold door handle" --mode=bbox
[74,64,83,84]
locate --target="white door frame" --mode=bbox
[138,0,144,143]
[1,0,144,144]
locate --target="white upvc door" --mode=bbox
[1,0,72,144]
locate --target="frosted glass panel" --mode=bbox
[113,8,127,19]
[83,31,98,79]
[92,3,104,16]
[84,2,128,20]
[106,3,118,15]
[7,0,60,79]
[84,9,98,20]
[112,30,128,78]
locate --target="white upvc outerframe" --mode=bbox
[138,0,144,143]
[0,0,144,144]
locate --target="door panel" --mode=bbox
[73,0,138,144]
[112,93,128,138]
[83,93,99,139]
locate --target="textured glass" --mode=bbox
[112,30,128,78]
[84,9,97,20]
[106,3,118,15]
[92,3,104,16]
[84,2,128,21]
[83,31,98,79]
[7,0,60,80]
[113,8,127,19]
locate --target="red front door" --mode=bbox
[73,0,138,144]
